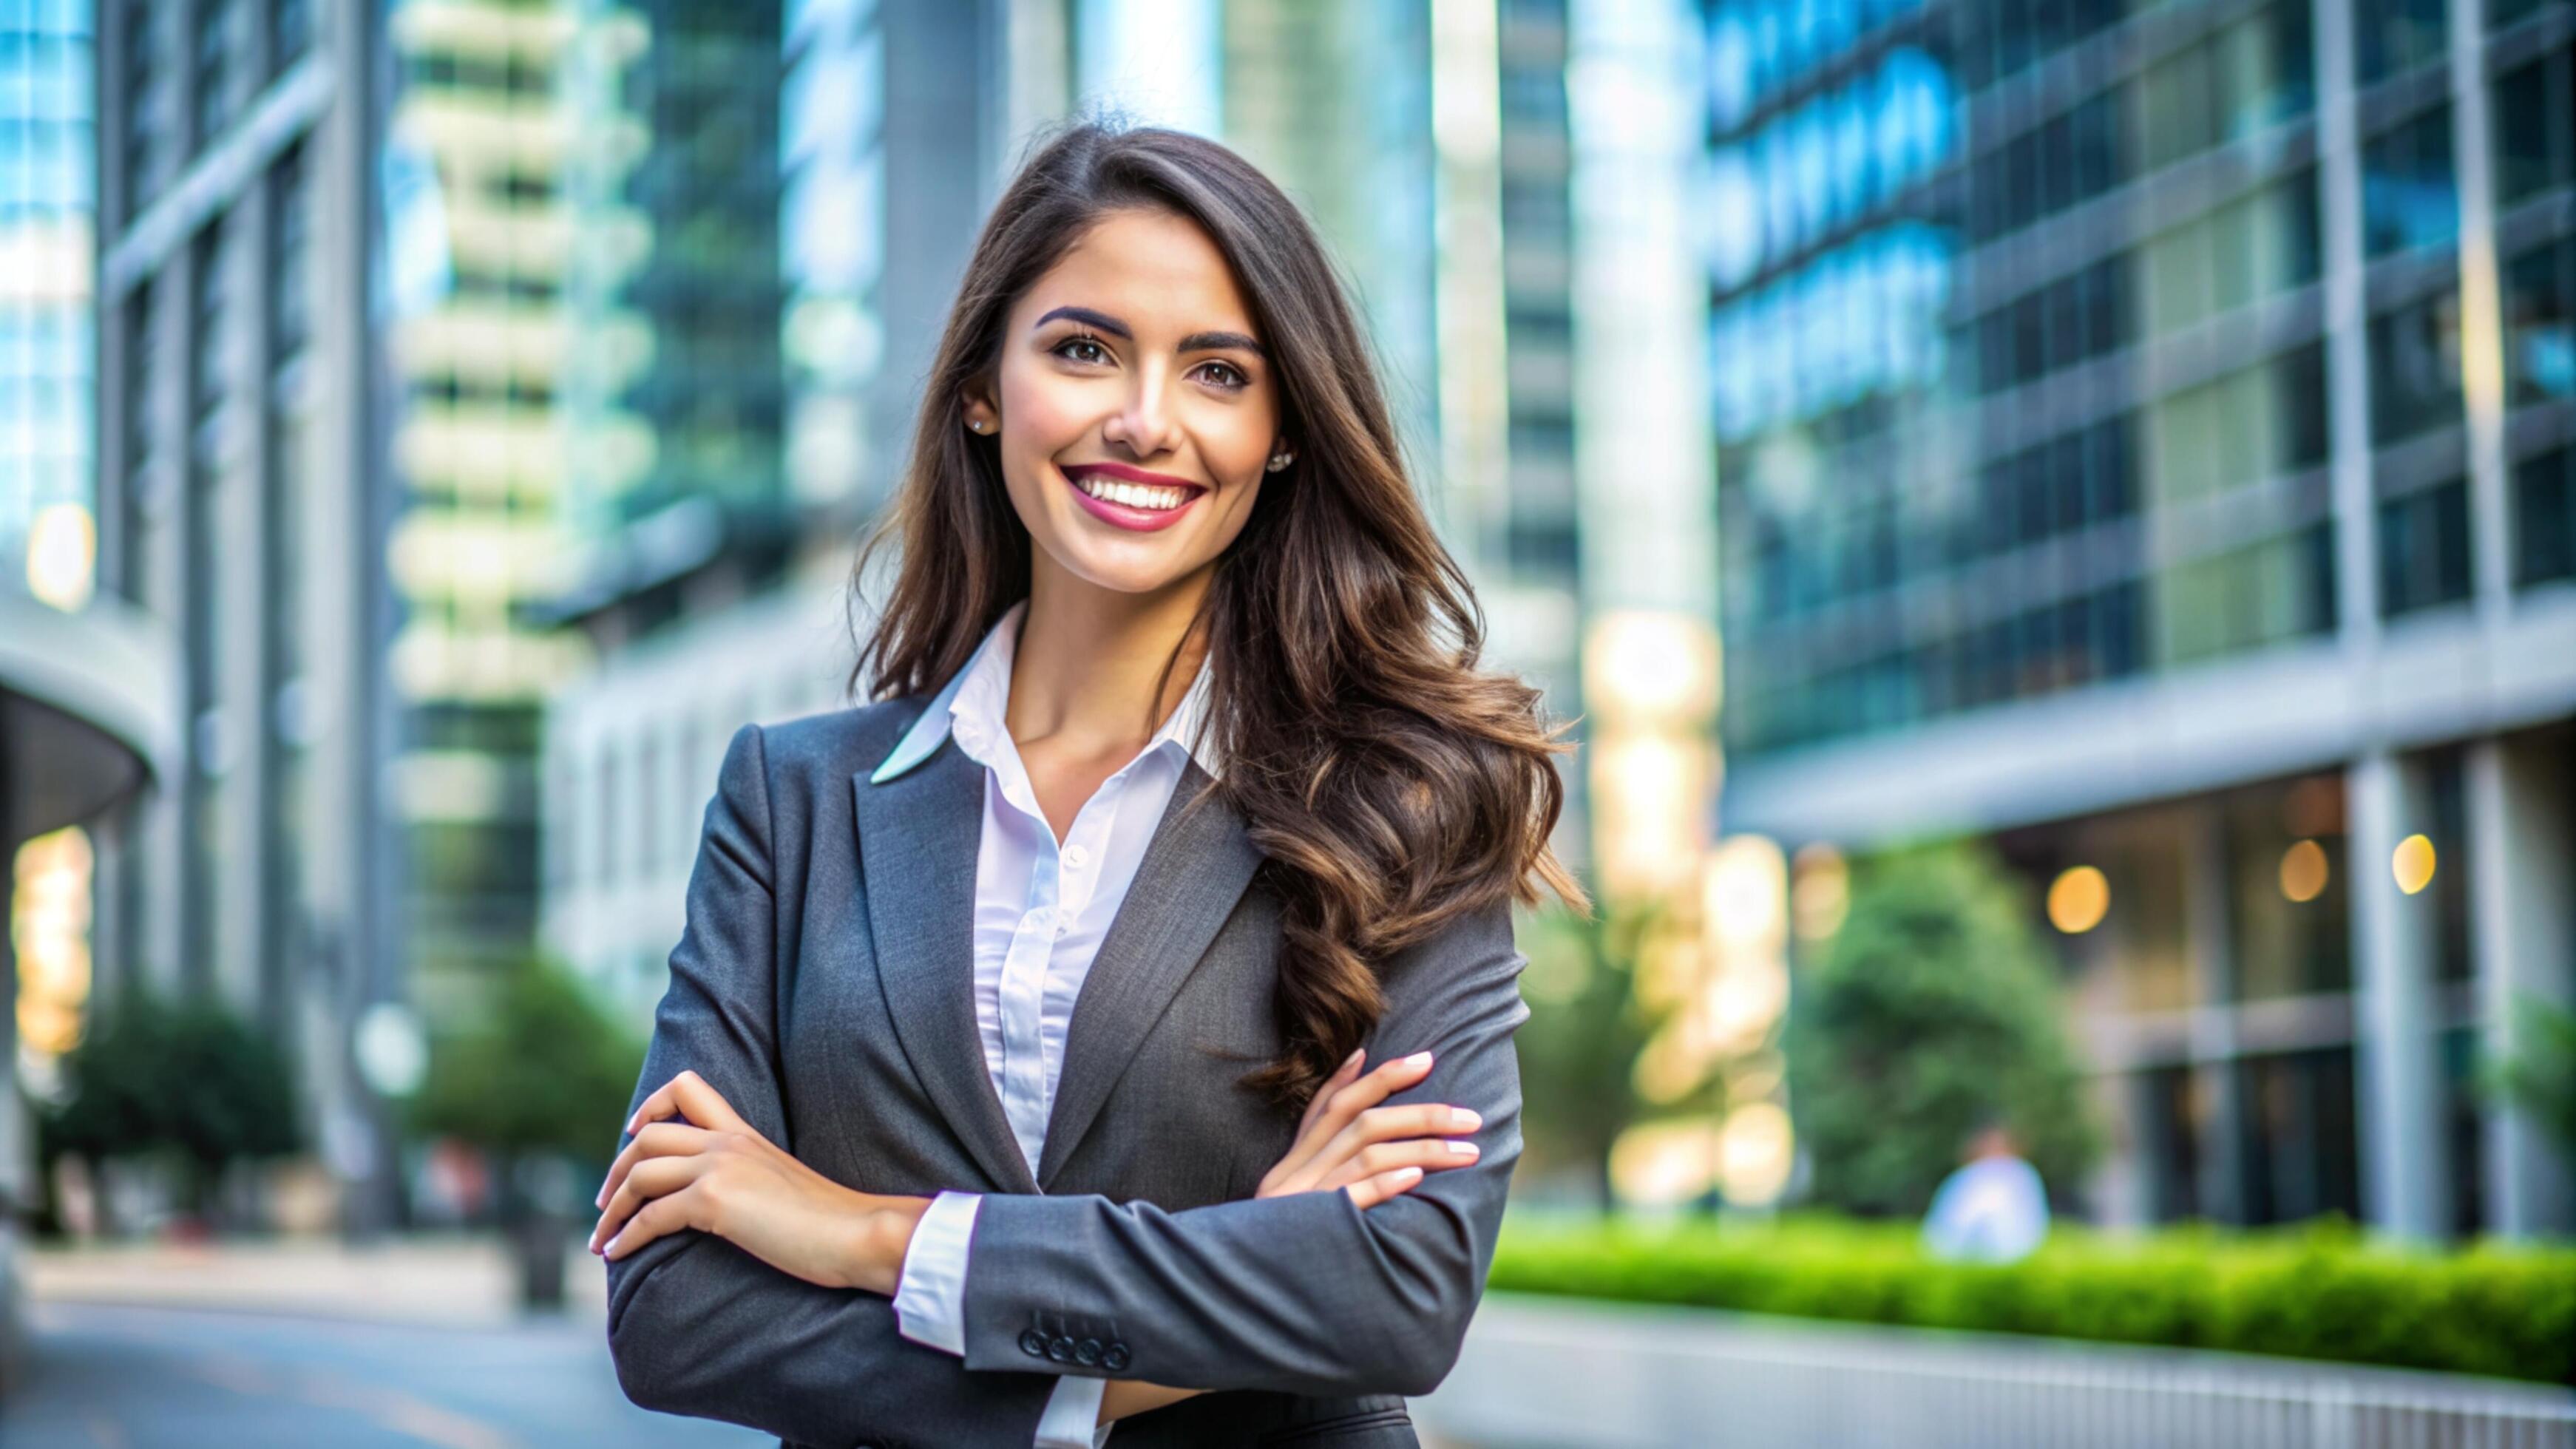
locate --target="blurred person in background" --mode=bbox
[1922,1116,2051,1264]
[582,118,1588,1448]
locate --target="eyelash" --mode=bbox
[1051,330,1251,393]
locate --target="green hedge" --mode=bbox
[1486,1215,2576,1385]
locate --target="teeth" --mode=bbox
[1075,476,1191,511]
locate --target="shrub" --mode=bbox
[1485,1213,2576,1385]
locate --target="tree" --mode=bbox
[1512,900,1653,1209]
[408,954,645,1310]
[37,986,302,1223]
[1784,842,2101,1217]
[408,954,645,1196]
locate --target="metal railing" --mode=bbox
[1416,1294,2576,1448]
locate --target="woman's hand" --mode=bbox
[589,1069,926,1295]
[1255,1049,1480,1207]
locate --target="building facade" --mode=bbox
[1706,0,2576,1237]
[92,0,399,1222]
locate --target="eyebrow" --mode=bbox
[1034,305,1266,361]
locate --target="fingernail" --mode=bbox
[1450,1108,1482,1131]
[1448,1141,1480,1157]
[1394,1167,1423,1185]
[1403,1051,1432,1070]
[1343,1049,1365,1070]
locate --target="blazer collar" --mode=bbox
[852,639,1258,1195]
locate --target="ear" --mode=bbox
[961,388,999,434]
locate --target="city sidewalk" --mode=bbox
[21,1233,607,1330]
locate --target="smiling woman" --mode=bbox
[597,118,1587,1449]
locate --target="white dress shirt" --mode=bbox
[887,597,1220,1448]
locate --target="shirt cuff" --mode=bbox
[889,1190,980,1357]
[1034,1373,1113,1449]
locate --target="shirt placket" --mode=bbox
[992,756,1061,1176]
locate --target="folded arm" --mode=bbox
[955,898,1531,1399]
[603,723,1062,1447]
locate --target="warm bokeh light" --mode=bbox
[1581,609,1721,732]
[1608,1119,1721,1209]
[1789,841,1849,943]
[2392,834,2437,895]
[26,502,97,611]
[2046,864,2110,934]
[1704,835,1787,953]
[1716,1100,1796,1207]
[13,826,95,1059]
[2280,838,2331,903]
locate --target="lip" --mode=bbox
[1060,463,1207,533]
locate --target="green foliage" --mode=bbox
[37,986,301,1202]
[1488,1214,2576,1385]
[2484,992,2576,1161]
[1512,901,1653,1203]
[1784,843,2101,1215]
[408,955,645,1166]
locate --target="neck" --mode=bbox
[1006,557,1213,759]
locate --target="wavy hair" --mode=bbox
[847,118,1590,1107]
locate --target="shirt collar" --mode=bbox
[868,598,1223,784]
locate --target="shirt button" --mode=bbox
[1063,844,1090,870]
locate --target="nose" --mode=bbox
[1101,365,1183,459]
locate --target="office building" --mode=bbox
[1706,0,2576,1237]
[91,0,398,1222]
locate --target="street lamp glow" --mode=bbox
[2047,865,2109,934]
[2392,834,2437,895]
[2280,839,2330,903]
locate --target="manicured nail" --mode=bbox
[1403,1051,1432,1070]
[1448,1141,1480,1157]
[1449,1108,1482,1131]
[1343,1049,1365,1070]
[1394,1167,1423,1186]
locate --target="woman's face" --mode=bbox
[966,207,1288,601]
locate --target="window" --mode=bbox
[2491,53,2572,208]
[2378,477,2472,615]
[2514,445,2575,588]
[2504,238,2574,406]
[2367,288,2463,444]
[2362,106,2457,257]
[2353,0,2447,84]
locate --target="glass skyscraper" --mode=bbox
[1707,0,2576,1238]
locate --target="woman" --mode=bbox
[587,120,1586,1448]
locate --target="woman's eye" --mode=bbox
[1057,336,1108,365]
[1196,362,1249,390]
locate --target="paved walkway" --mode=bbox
[21,1232,602,1329]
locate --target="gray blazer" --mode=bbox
[603,694,1533,1449]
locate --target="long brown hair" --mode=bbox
[847,118,1590,1107]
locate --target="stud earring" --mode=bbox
[1266,452,1292,472]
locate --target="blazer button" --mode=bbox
[1048,1334,1077,1363]
[1019,1328,1049,1358]
[1074,1338,1103,1366]
[1101,1343,1131,1371]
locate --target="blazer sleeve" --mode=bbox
[603,722,1060,1448]
[955,894,1532,1399]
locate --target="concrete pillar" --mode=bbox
[2185,805,2246,1224]
[2470,733,2576,1238]
[2350,750,2450,1239]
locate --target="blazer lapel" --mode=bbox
[1038,757,1265,1188]
[851,736,1040,1197]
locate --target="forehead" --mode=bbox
[1018,208,1256,334]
